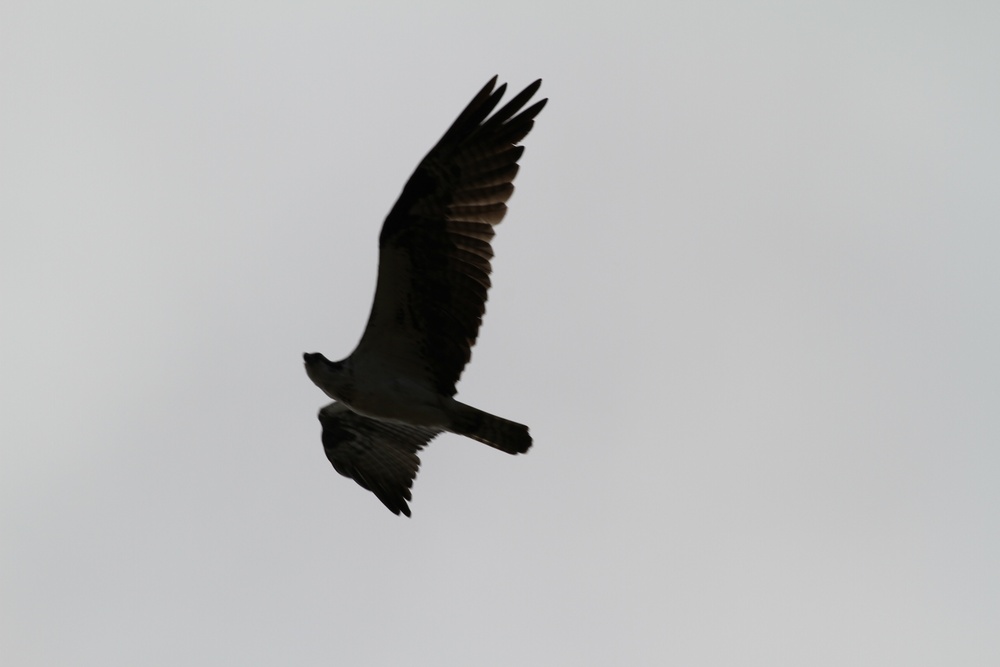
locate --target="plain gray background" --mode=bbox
[3,2,998,665]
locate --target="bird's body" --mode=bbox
[304,77,545,516]
[305,352,449,429]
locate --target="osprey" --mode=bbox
[304,77,545,516]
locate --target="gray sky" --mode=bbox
[3,1,999,665]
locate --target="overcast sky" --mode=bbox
[3,2,999,665]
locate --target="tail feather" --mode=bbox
[449,402,532,454]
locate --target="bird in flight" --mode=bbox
[304,76,546,516]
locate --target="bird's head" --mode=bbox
[303,352,349,399]
[302,352,330,385]
[303,352,328,368]
[303,352,337,378]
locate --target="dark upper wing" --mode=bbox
[318,402,441,517]
[353,77,547,396]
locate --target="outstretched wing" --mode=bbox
[318,402,441,517]
[354,77,547,397]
